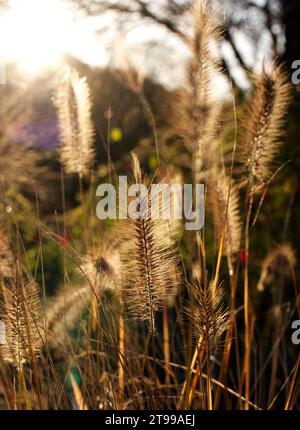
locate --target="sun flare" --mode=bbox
[0,0,73,75]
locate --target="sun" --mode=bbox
[0,0,73,76]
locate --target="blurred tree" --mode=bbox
[72,0,300,79]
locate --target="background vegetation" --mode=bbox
[0,0,299,410]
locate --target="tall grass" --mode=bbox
[0,0,298,410]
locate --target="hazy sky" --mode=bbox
[0,0,269,92]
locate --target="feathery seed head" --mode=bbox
[173,0,222,182]
[0,263,41,369]
[0,227,14,279]
[240,62,291,190]
[257,244,296,292]
[80,246,122,295]
[122,154,181,333]
[210,169,242,276]
[54,67,95,177]
[191,273,228,352]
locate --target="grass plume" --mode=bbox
[173,0,222,182]
[0,262,41,370]
[122,153,180,333]
[210,170,242,276]
[240,62,291,190]
[54,67,95,177]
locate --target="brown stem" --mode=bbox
[206,342,213,410]
[243,190,254,409]
[118,308,125,396]
[163,306,171,386]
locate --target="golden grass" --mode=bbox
[0,0,297,411]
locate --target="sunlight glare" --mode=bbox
[0,0,73,75]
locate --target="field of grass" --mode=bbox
[0,0,299,411]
